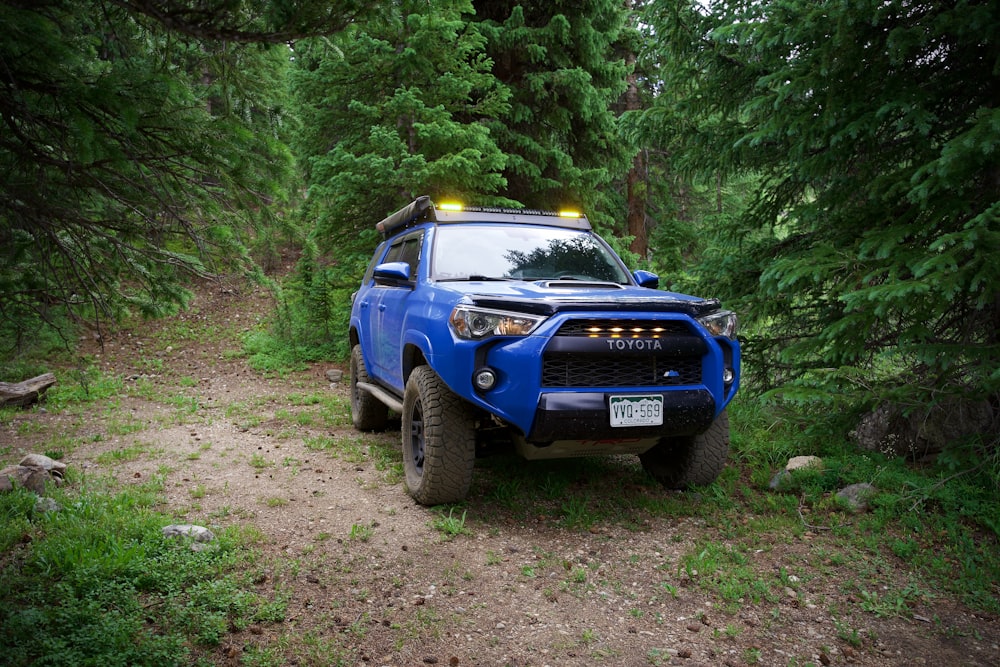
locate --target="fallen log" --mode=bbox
[0,373,57,408]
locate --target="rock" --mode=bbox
[836,483,877,512]
[34,497,61,513]
[769,469,791,490]
[0,462,62,494]
[769,456,822,490]
[162,524,216,551]
[853,399,995,459]
[326,369,344,383]
[786,456,822,471]
[19,454,67,481]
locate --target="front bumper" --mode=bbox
[527,389,716,443]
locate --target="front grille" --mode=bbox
[542,355,702,387]
[556,319,692,337]
[542,318,704,388]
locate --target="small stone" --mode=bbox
[422,657,438,664]
[786,455,822,471]
[326,369,344,383]
[769,469,791,490]
[34,497,61,513]
[686,623,702,633]
[837,483,877,512]
[162,524,216,543]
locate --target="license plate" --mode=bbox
[609,394,663,427]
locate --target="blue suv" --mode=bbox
[349,196,740,505]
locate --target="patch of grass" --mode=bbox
[679,541,776,607]
[95,444,152,465]
[349,523,374,542]
[431,507,471,540]
[304,434,336,451]
[46,367,124,409]
[0,480,285,666]
[560,494,595,531]
[241,329,312,376]
[249,453,271,470]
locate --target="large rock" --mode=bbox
[0,454,68,494]
[852,398,995,459]
[162,524,217,551]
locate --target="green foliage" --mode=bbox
[641,1,1000,434]
[282,1,521,360]
[0,1,297,351]
[0,481,281,666]
[474,0,632,213]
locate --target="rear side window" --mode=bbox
[383,231,423,280]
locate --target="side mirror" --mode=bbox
[374,262,412,286]
[633,269,659,289]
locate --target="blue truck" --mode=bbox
[349,196,740,505]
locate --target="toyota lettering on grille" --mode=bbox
[604,339,663,351]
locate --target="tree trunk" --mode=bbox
[623,35,647,258]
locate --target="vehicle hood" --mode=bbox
[434,280,721,317]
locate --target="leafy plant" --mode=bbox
[431,508,471,540]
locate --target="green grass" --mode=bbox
[431,507,471,540]
[0,480,284,667]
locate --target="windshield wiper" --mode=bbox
[438,275,517,282]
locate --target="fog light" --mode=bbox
[474,368,497,391]
[723,367,735,384]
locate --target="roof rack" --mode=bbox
[376,196,591,238]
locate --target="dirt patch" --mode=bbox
[3,279,999,667]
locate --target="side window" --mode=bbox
[382,231,423,281]
[398,234,423,280]
[383,240,403,264]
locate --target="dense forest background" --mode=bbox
[1,0,997,462]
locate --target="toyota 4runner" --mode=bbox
[349,196,740,505]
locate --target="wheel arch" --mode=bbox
[402,342,428,386]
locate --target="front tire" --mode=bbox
[402,366,475,505]
[350,344,388,432]
[640,411,730,489]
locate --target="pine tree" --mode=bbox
[472,0,631,217]
[285,0,512,357]
[0,1,362,357]
[645,1,1000,415]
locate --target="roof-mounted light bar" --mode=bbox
[376,196,590,238]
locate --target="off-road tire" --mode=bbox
[402,366,475,505]
[639,411,730,489]
[350,344,388,432]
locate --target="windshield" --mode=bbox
[431,224,631,283]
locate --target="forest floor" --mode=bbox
[3,275,1000,667]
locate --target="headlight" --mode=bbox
[449,306,545,340]
[697,310,738,338]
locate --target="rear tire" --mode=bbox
[350,344,388,432]
[640,411,729,488]
[402,366,475,505]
